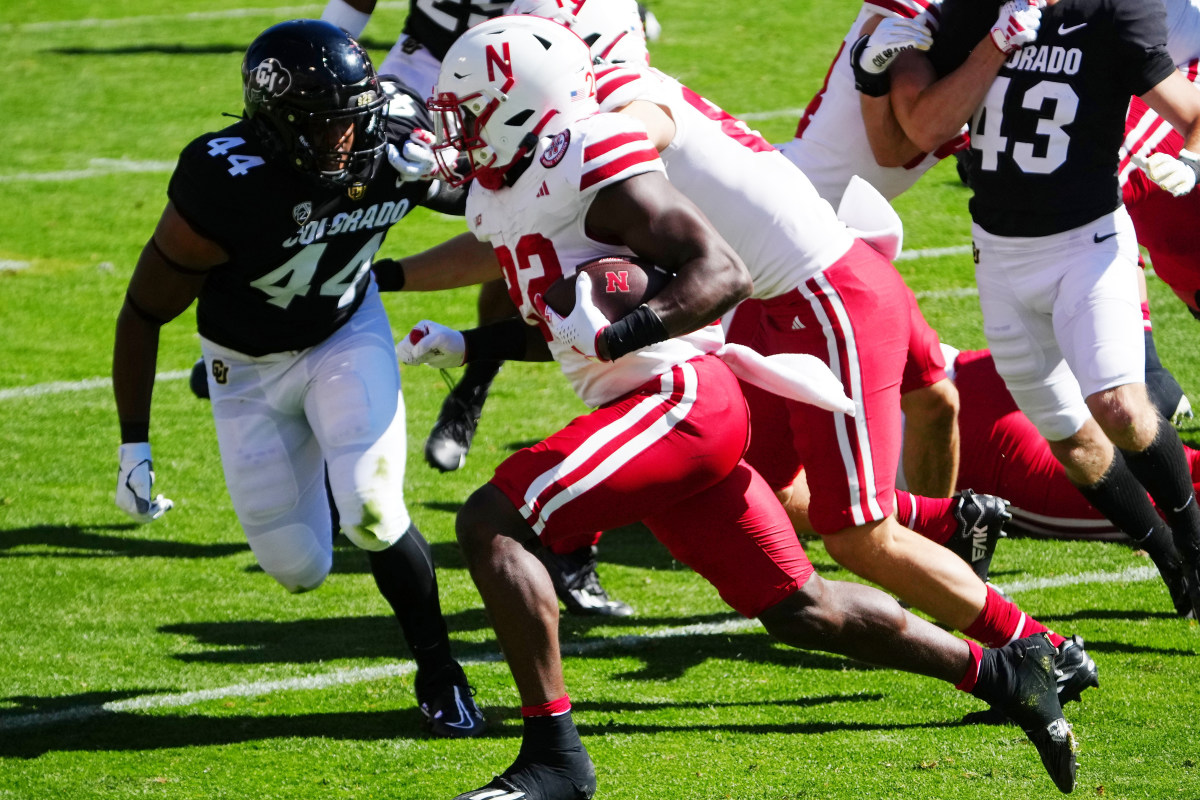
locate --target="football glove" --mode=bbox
[387,129,438,182]
[858,17,933,75]
[397,321,467,368]
[115,442,174,523]
[534,272,611,361]
[1135,150,1200,197]
[990,0,1043,55]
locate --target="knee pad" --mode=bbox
[246,523,332,593]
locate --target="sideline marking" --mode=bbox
[0,567,1162,733]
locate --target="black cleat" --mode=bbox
[454,749,597,800]
[1054,635,1099,705]
[1178,562,1200,621]
[189,357,210,400]
[425,387,486,472]
[990,634,1078,794]
[946,489,1009,583]
[541,546,634,618]
[415,662,486,738]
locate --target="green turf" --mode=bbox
[3,2,1200,799]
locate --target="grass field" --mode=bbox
[3,1,1200,798]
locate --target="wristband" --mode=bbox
[462,319,530,362]
[371,258,406,291]
[1180,148,1200,184]
[602,304,670,360]
[849,35,892,98]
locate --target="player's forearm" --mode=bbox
[860,93,927,168]
[381,233,501,292]
[112,306,162,443]
[891,43,1006,154]
[462,318,552,362]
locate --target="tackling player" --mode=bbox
[393,16,1080,797]
[111,20,485,739]
[875,0,1200,619]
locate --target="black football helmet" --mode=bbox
[242,19,387,191]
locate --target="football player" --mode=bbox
[392,16,1079,797]
[321,0,659,478]
[874,0,1200,619]
[112,20,485,738]
[513,0,1096,697]
[320,0,634,619]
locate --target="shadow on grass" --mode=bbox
[0,524,245,560]
[0,691,950,759]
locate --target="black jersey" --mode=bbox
[401,0,509,61]
[930,0,1175,236]
[169,84,444,356]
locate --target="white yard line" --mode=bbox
[0,370,190,401]
[0,567,1163,732]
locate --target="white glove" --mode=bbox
[397,320,467,367]
[535,272,611,360]
[115,442,174,523]
[1134,150,1200,197]
[990,0,1043,55]
[858,17,933,74]
[386,129,438,182]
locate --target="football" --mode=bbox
[541,256,672,321]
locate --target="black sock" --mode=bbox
[1121,419,1200,561]
[367,525,453,672]
[1075,450,1176,551]
[514,711,586,767]
[456,359,502,402]
[968,647,1011,708]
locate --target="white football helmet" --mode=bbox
[431,15,597,187]
[507,0,650,65]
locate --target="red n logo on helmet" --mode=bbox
[485,43,516,94]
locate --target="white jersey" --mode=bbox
[775,0,968,204]
[1166,0,1200,65]
[466,112,722,408]
[596,65,855,300]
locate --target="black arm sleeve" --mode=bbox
[462,318,549,362]
[421,180,468,215]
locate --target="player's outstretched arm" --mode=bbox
[374,232,502,292]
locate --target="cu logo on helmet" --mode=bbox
[250,58,292,98]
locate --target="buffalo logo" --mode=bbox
[540,129,571,168]
[248,58,292,101]
[292,201,312,225]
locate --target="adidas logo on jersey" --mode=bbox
[536,182,550,198]
[791,316,805,330]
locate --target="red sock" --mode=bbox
[521,694,572,718]
[954,639,984,692]
[963,585,1064,648]
[895,490,957,545]
[1142,300,1153,331]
